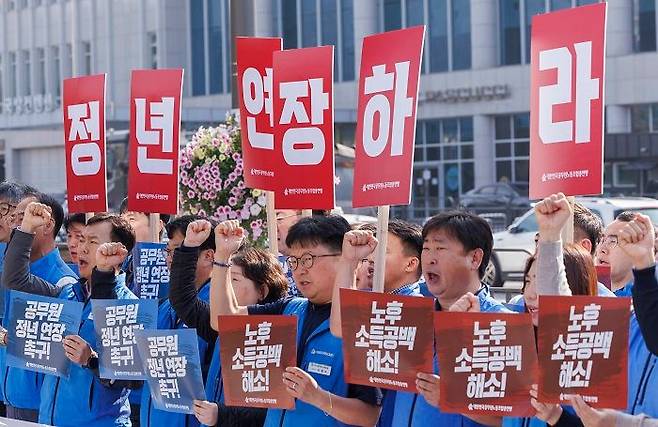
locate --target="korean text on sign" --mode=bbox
[134,242,170,299]
[218,315,296,409]
[340,289,434,392]
[6,291,83,378]
[537,296,630,409]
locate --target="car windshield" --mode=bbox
[514,212,538,233]
[508,183,529,196]
[615,208,658,225]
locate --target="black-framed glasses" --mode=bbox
[0,202,16,217]
[600,235,618,249]
[360,258,375,267]
[286,253,340,271]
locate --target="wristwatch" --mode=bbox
[84,352,99,370]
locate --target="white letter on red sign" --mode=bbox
[135,97,174,174]
[68,101,101,176]
[243,67,274,150]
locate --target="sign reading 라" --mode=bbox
[127,69,184,214]
[352,26,425,208]
[529,3,607,199]
[273,46,335,209]
[63,74,108,213]
[237,37,282,190]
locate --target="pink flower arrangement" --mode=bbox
[179,115,268,247]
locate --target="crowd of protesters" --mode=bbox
[0,180,654,426]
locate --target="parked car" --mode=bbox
[489,196,658,286]
[459,183,531,228]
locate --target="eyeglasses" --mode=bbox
[276,213,300,222]
[600,235,618,249]
[360,258,375,267]
[0,202,16,217]
[286,253,340,271]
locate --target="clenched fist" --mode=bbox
[534,192,572,243]
[214,220,245,261]
[184,220,213,248]
[341,230,378,266]
[95,242,129,272]
[21,202,52,234]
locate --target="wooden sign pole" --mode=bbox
[266,191,278,255]
[372,205,390,293]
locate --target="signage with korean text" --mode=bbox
[135,328,206,414]
[353,26,425,208]
[529,3,607,199]
[63,74,108,212]
[237,37,282,190]
[273,46,335,209]
[128,69,184,214]
[217,315,296,409]
[6,291,83,378]
[339,289,433,391]
[92,299,158,380]
[537,296,630,409]
[435,312,538,416]
[133,242,170,300]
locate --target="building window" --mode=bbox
[500,0,601,65]
[17,0,26,9]
[495,113,530,183]
[277,0,355,82]
[65,43,72,78]
[82,42,92,75]
[631,103,658,133]
[189,0,230,96]
[5,0,15,12]
[21,50,30,96]
[0,54,3,114]
[634,0,657,52]
[51,46,60,97]
[8,52,17,98]
[36,47,45,95]
[382,0,471,73]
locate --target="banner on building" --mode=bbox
[537,295,630,409]
[339,288,434,391]
[63,74,108,213]
[529,3,607,199]
[128,69,184,214]
[217,315,297,409]
[352,26,426,208]
[6,291,83,378]
[435,312,538,416]
[92,299,158,380]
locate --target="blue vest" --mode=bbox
[140,281,211,427]
[263,298,349,427]
[627,313,658,418]
[392,287,509,427]
[615,281,634,297]
[39,276,135,427]
[205,337,223,404]
[2,247,77,410]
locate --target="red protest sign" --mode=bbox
[435,312,537,417]
[127,69,184,214]
[529,3,607,199]
[352,26,425,208]
[63,74,108,213]
[339,289,433,392]
[595,264,611,291]
[272,46,335,209]
[237,37,282,190]
[217,315,296,409]
[537,296,630,409]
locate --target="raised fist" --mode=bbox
[449,292,480,313]
[617,213,656,270]
[184,220,213,248]
[21,202,52,234]
[95,242,129,272]
[214,220,245,260]
[534,193,572,242]
[341,230,378,265]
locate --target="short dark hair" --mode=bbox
[0,181,32,204]
[165,215,216,251]
[360,220,422,259]
[616,211,637,223]
[87,213,136,253]
[286,215,350,253]
[232,247,289,304]
[119,197,171,226]
[36,193,65,239]
[64,213,87,232]
[573,203,604,255]
[422,211,493,279]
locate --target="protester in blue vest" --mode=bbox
[328,220,424,427]
[63,212,86,276]
[1,191,78,422]
[596,211,640,297]
[169,218,289,426]
[2,207,138,426]
[208,216,383,426]
[387,211,510,427]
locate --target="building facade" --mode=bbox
[1,0,658,220]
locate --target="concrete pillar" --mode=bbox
[607,0,633,56]
[473,114,495,188]
[253,0,276,37]
[353,0,378,73]
[471,0,497,69]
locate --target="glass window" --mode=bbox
[36,48,45,94]
[514,159,529,182]
[460,117,473,141]
[341,0,355,81]
[282,0,298,49]
[406,0,424,26]
[525,0,546,64]
[461,162,475,193]
[428,0,449,72]
[652,104,658,130]
[384,0,402,31]
[499,0,521,65]
[616,163,640,187]
[443,118,458,143]
[495,115,511,139]
[452,0,471,70]
[495,113,530,183]
[513,113,530,138]
[632,105,651,133]
[496,160,512,182]
[496,143,511,157]
[302,0,317,47]
[550,0,571,10]
[517,213,538,233]
[208,0,224,94]
[190,0,205,96]
[82,41,92,74]
[577,0,599,4]
[22,50,31,96]
[635,0,657,52]
[321,0,338,46]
